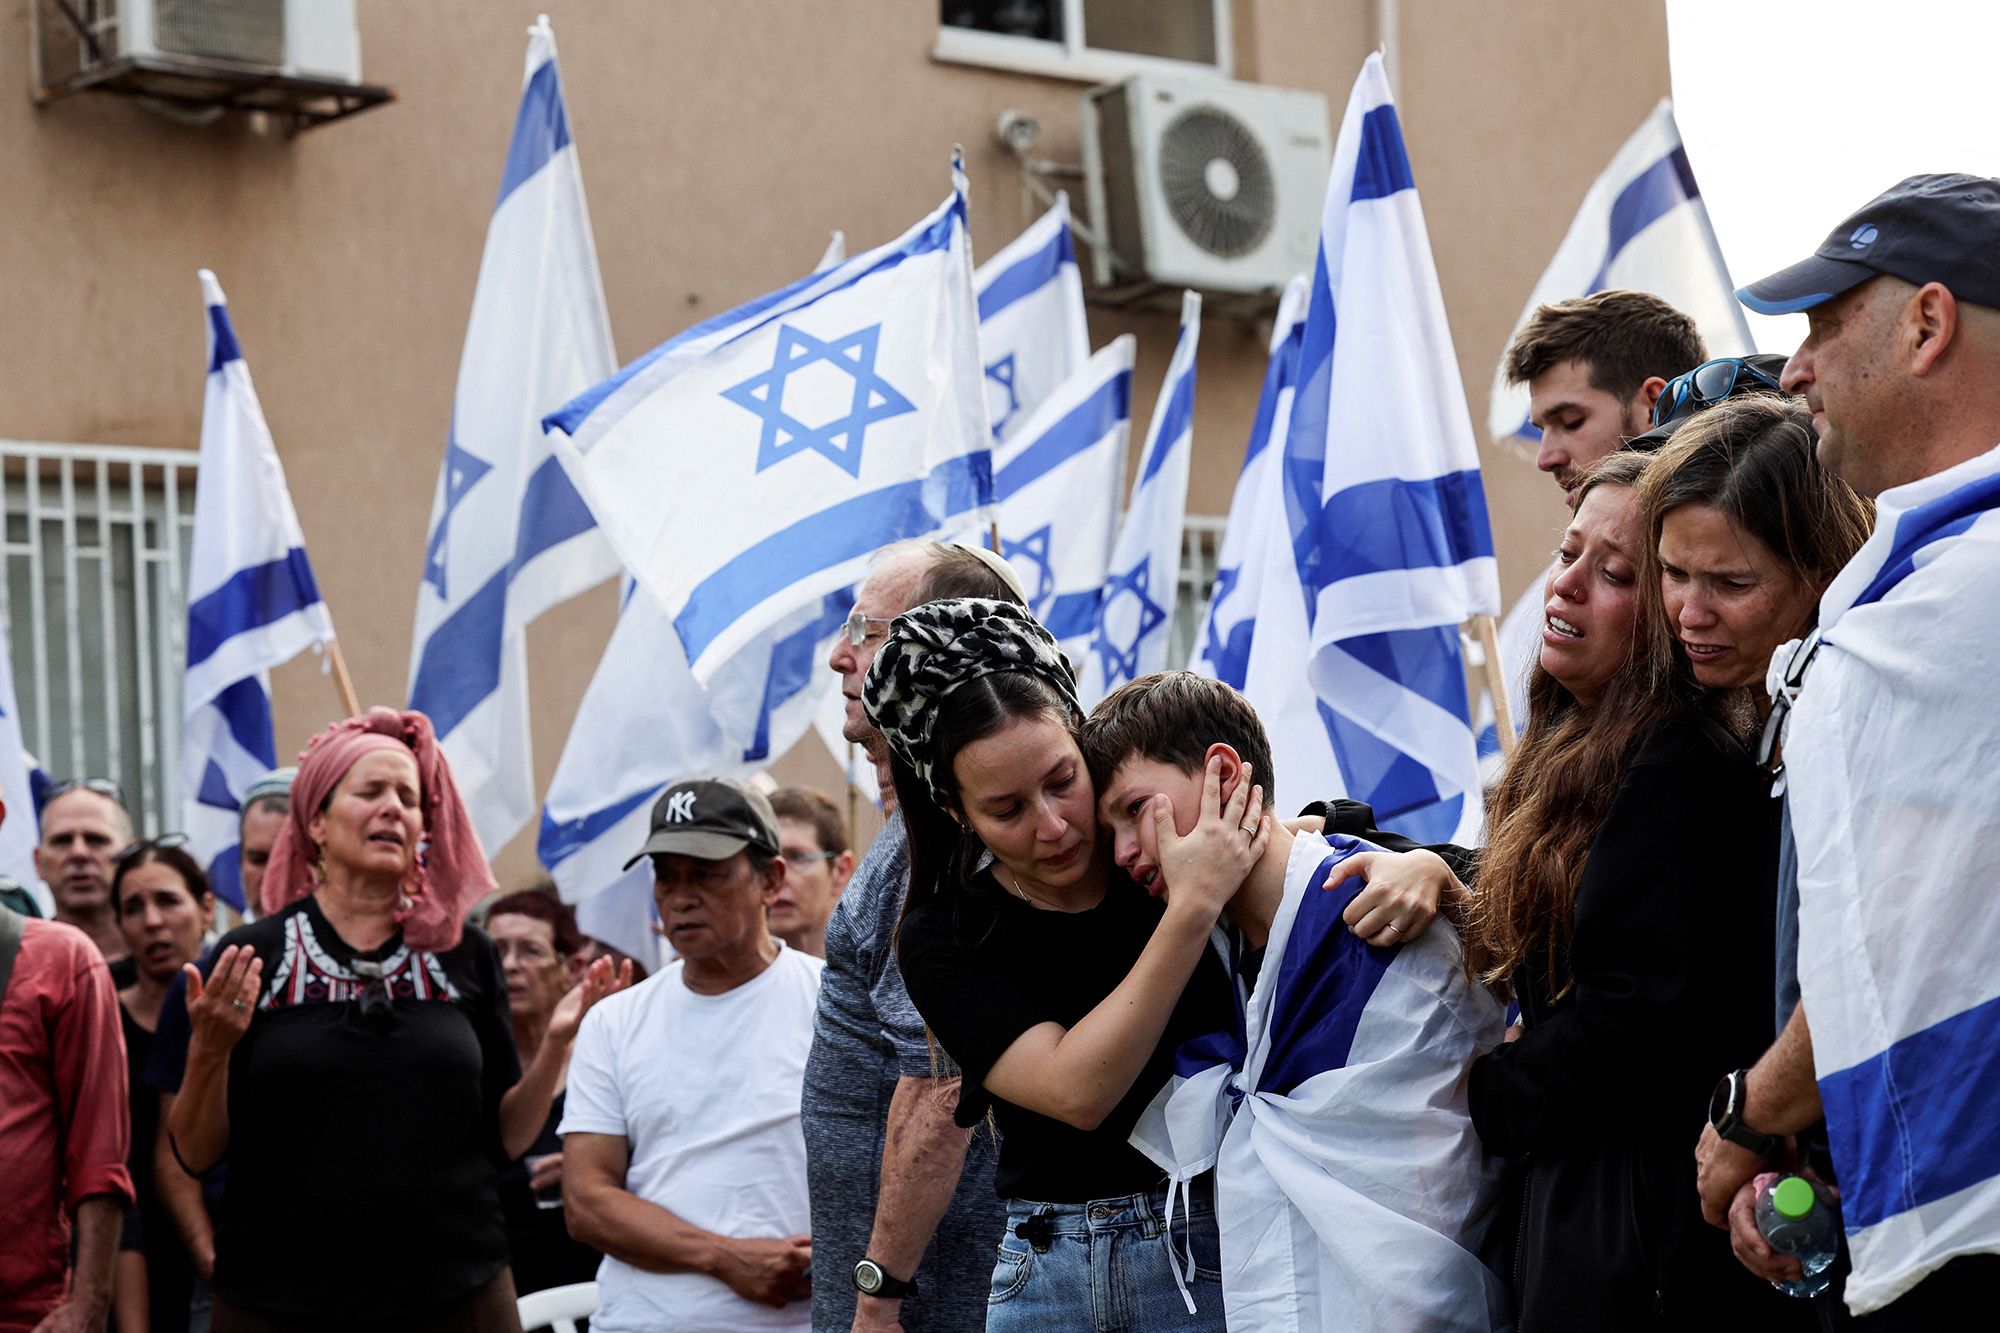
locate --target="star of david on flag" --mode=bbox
[985,353,1021,439]
[976,193,1090,446]
[1078,294,1199,706]
[545,158,993,682]
[988,336,1136,670]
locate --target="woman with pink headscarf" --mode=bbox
[166,709,625,1332]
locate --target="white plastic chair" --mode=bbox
[516,1280,599,1333]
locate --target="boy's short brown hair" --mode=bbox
[1079,672,1275,808]
[768,786,849,857]
[1502,290,1707,402]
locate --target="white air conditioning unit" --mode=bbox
[108,0,362,84]
[1083,73,1329,295]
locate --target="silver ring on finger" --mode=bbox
[231,999,249,1011]
[1384,923,1401,937]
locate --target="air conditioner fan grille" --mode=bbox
[1156,105,1277,259]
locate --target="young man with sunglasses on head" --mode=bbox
[36,777,137,983]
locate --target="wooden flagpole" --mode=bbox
[325,638,363,719]
[1473,613,1516,757]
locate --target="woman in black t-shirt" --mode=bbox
[165,708,626,1332]
[863,599,1266,1331]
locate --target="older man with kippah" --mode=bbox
[1694,174,2000,1326]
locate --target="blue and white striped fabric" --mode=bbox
[1188,273,1308,690]
[977,193,1091,444]
[183,271,335,910]
[1777,441,2000,1314]
[1290,56,1498,845]
[0,622,44,896]
[545,163,993,685]
[408,18,619,855]
[1486,99,1752,448]
[1077,292,1199,706]
[1132,831,1508,1329]
[992,336,1134,670]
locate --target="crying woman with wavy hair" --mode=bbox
[1459,450,1816,1330]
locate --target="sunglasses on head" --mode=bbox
[113,832,190,864]
[1652,357,1787,429]
[842,610,898,647]
[48,776,126,805]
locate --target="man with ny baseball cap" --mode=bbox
[1694,173,2000,1324]
[560,775,825,1331]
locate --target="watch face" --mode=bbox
[1708,1074,1734,1127]
[854,1260,882,1294]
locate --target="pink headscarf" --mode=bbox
[260,707,496,951]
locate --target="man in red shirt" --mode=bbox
[0,785,133,1333]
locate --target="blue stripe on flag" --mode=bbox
[207,304,243,373]
[1819,990,2000,1230]
[1139,365,1196,486]
[512,455,599,574]
[1587,147,1697,291]
[545,195,965,439]
[744,590,853,763]
[1852,471,2000,610]
[185,549,325,671]
[1315,471,1496,584]
[978,224,1074,323]
[673,453,992,666]
[206,845,246,912]
[1242,320,1305,469]
[1258,843,1399,1096]
[538,784,659,870]
[211,677,278,769]
[1349,105,1415,202]
[195,759,237,810]
[1044,589,1099,641]
[997,370,1131,498]
[495,58,572,210]
[408,568,508,739]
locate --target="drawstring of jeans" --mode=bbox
[1161,1175,1199,1315]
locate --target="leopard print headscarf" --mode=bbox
[862,597,1082,804]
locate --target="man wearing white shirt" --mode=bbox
[563,776,823,1332]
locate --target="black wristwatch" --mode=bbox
[1708,1068,1779,1158]
[853,1258,917,1299]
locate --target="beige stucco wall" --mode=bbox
[0,0,1669,876]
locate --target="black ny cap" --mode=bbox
[1738,173,2000,316]
[623,776,781,869]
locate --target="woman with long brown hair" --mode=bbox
[1463,448,1817,1328]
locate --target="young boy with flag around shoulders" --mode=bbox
[1079,671,1509,1332]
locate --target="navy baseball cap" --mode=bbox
[1738,173,2000,316]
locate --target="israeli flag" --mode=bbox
[992,336,1135,669]
[0,623,44,899]
[1132,832,1508,1329]
[545,162,993,684]
[1077,292,1199,706]
[1487,100,1752,447]
[1188,274,1309,689]
[408,17,620,855]
[183,271,336,911]
[1290,56,1498,846]
[977,193,1091,443]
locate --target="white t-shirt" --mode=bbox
[560,944,824,1332]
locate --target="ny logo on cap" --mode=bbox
[665,791,697,822]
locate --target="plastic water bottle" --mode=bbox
[1755,1175,1838,1298]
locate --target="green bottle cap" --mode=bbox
[1773,1176,1818,1221]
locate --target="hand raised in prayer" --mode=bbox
[1324,848,1456,946]
[545,954,635,1047]
[183,945,263,1058]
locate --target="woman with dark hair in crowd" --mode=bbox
[1464,427,1863,1329]
[110,837,213,1331]
[166,708,626,1332]
[484,885,607,1296]
[867,598,1276,1330]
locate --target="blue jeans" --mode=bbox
[986,1180,1226,1332]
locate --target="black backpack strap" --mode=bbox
[0,901,25,1007]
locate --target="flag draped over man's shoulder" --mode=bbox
[1078,292,1199,706]
[184,270,336,910]
[1132,831,1508,1330]
[993,336,1135,667]
[408,17,618,855]
[1779,441,2000,1316]
[1189,274,1309,688]
[977,193,1091,443]
[545,161,993,683]
[1290,56,1498,845]
[1487,99,1752,448]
